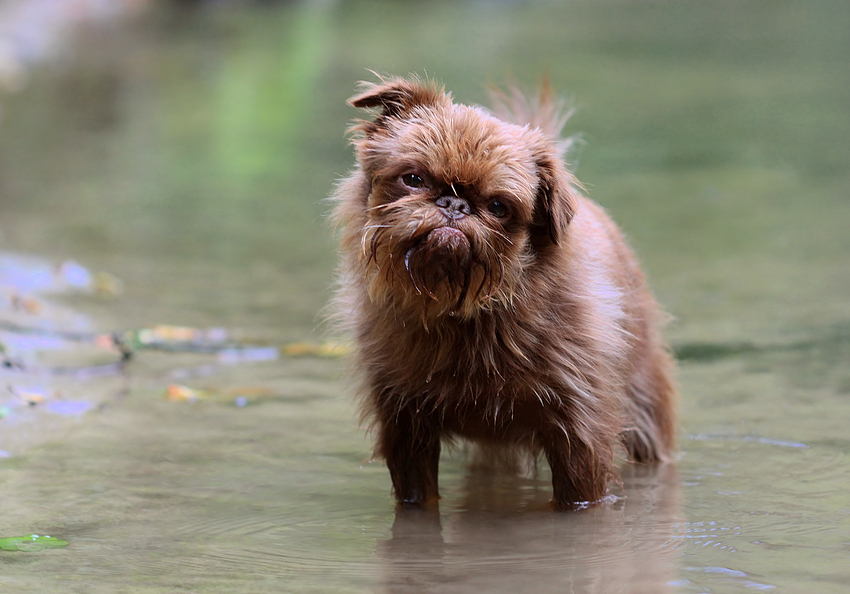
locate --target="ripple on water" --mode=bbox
[133,465,684,592]
[679,432,849,592]
[678,566,777,591]
[673,521,744,554]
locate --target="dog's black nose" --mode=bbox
[435,195,472,218]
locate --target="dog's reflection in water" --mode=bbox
[377,463,681,594]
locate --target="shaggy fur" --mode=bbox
[331,75,676,509]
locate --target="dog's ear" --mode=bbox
[348,76,449,124]
[530,147,576,248]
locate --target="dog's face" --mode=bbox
[344,77,576,321]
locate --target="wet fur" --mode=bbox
[331,75,676,509]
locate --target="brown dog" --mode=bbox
[331,75,676,509]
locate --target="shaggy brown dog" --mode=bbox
[331,76,676,509]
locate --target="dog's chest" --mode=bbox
[386,318,556,420]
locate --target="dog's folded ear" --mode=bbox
[531,147,577,247]
[349,76,450,123]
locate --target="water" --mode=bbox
[1,0,848,591]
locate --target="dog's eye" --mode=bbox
[401,173,426,189]
[488,200,509,219]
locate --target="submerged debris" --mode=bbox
[1,318,349,376]
[8,384,51,406]
[0,534,68,552]
[282,342,350,357]
[165,384,206,403]
[164,384,279,406]
[0,254,123,298]
[1,252,350,437]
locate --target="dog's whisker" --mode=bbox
[369,202,400,212]
[404,248,423,296]
[489,228,512,244]
[366,226,386,267]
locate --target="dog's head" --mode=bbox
[339,76,577,321]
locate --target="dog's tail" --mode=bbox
[487,80,581,163]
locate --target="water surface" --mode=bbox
[1,1,848,592]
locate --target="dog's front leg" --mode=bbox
[544,432,611,510]
[378,405,441,506]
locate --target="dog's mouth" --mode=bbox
[364,220,505,316]
[402,226,497,310]
[419,227,471,265]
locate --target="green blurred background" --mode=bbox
[2,0,847,344]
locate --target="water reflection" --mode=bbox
[379,464,681,594]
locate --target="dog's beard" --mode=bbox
[361,205,508,321]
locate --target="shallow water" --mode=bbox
[1,1,848,592]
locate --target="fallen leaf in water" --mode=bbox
[141,325,198,344]
[282,342,319,356]
[93,271,124,297]
[165,384,205,403]
[169,385,277,406]
[316,342,351,357]
[133,325,230,349]
[0,534,68,552]
[282,342,350,357]
[9,292,43,314]
[8,385,52,406]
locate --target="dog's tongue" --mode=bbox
[427,227,468,251]
[422,226,471,270]
[404,227,474,301]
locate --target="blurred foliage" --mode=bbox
[0,0,847,336]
